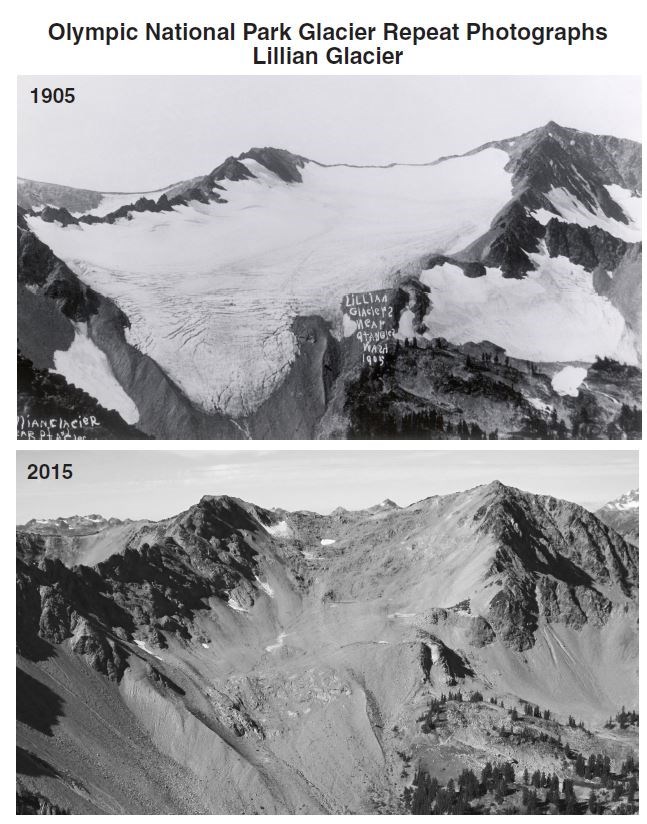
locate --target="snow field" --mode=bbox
[419,254,638,365]
[53,322,140,423]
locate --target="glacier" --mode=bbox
[27,149,512,416]
[26,143,640,420]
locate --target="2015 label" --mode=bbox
[27,463,74,480]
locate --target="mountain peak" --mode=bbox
[477,480,521,499]
[237,147,309,183]
[599,489,639,512]
[209,156,257,183]
[541,119,567,134]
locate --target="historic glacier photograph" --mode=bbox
[17,76,641,440]
[16,450,638,813]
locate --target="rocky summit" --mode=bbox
[16,482,638,813]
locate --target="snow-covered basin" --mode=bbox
[420,255,638,365]
[28,149,512,416]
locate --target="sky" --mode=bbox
[16,449,638,522]
[18,75,640,191]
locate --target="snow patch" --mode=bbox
[429,642,443,664]
[265,520,291,537]
[551,366,587,397]
[396,308,416,341]
[134,639,163,660]
[265,632,287,652]
[342,313,358,337]
[320,538,336,546]
[201,643,210,649]
[606,184,642,229]
[605,490,639,511]
[525,396,552,413]
[227,595,249,613]
[532,186,641,243]
[53,322,139,424]
[254,575,275,597]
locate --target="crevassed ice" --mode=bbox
[29,148,512,417]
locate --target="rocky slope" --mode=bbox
[596,489,639,546]
[17,483,638,813]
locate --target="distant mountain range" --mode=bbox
[17,481,638,813]
[17,122,641,439]
[596,489,639,546]
[18,514,123,535]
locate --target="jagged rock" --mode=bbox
[211,156,257,182]
[425,254,487,279]
[467,616,496,648]
[18,216,100,321]
[488,581,538,651]
[238,147,308,183]
[39,205,79,227]
[481,201,544,278]
[69,616,127,680]
[544,219,632,272]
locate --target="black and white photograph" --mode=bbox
[16,449,639,814]
[17,76,641,441]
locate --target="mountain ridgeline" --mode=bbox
[17,482,638,813]
[595,489,639,547]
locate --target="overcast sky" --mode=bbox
[16,450,638,522]
[18,76,640,191]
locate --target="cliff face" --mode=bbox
[473,483,637,649]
